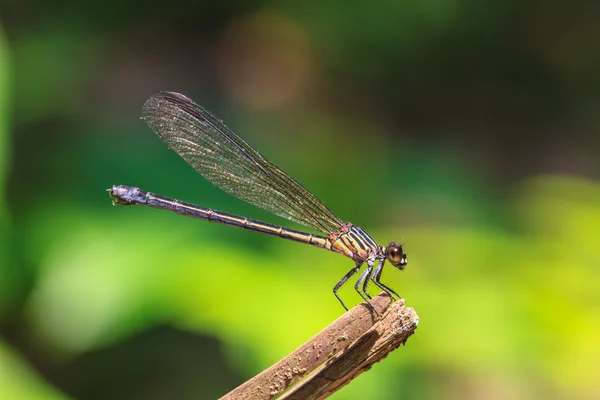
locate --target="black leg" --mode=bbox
[371,260,400,299]
[333,262,362,311]
[354,263,373,302]
[362,261,376,299]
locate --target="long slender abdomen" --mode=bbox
[109,185,330,249]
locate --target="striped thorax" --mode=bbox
[328,222,407,268]
[329,223,382,262]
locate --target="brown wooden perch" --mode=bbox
[220,293,419,400]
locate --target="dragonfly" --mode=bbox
[109,92,407,310]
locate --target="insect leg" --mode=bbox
[333,262,362,311]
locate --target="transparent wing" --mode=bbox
[142,92,343,233]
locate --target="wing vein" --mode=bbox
[141,92,343,233]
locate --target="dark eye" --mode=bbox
[386,242,403,265]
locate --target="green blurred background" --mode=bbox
[1,1,600,399]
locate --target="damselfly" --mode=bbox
[109,92,407,310]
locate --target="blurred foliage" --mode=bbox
[0,23,14,320]
[0,341,67,400]
[1,1,600,399]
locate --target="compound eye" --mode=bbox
[386,242,403,265]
